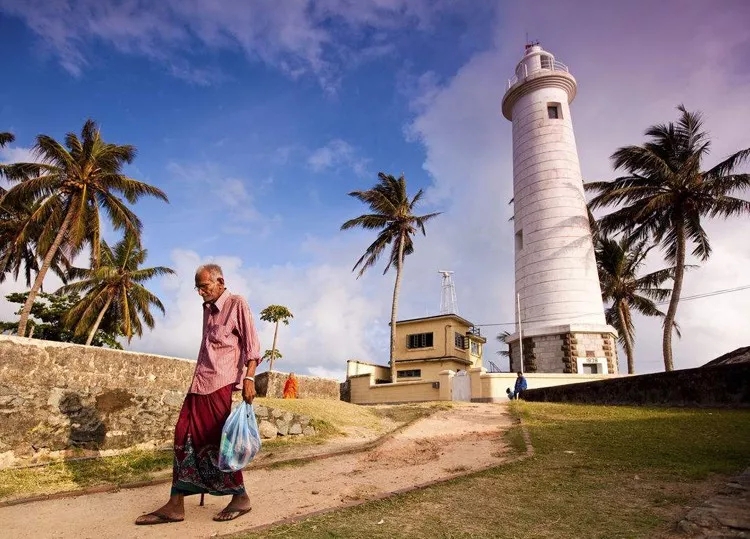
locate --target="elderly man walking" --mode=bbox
[135,263,262,525]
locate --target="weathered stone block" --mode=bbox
[276,420,289,436]
[258,420,278,439]
[288,423,303,435]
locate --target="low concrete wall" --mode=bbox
[522,364,750,407]
[255,371,339,400]
[349,373,439,404]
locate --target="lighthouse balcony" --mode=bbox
[507,59,569,89]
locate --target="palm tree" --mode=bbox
[259,304,293,372]
[341,172,441,382]
[595,235,674,374]
[56,233,175,345]
[587,105,750,371]
[0,196,70,288]
[0,119,168,337]
[0,132,14,147]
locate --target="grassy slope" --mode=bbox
[241,403,750,539]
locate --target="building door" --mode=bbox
[452,371,471,401]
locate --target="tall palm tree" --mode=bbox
[587,105,750,371]
[0,119,168,337]
[595,235,674,374]
[259,304,293,372]
[56,233,175,345]
[341,172,441,382]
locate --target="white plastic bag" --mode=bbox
[218,401,261,472]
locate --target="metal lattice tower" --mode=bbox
[438,270,458,315]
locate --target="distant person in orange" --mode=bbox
[283,372,298,399]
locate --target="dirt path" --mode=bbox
[0,402,514,539]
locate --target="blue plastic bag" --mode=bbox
[218,401,262,472]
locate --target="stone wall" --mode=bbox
[0,336,324,468]
[522,364,750,407]
[255,370,339,400]
[510,332,618,374]
[254,404,316,439]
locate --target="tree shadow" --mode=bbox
[58,391,107,487]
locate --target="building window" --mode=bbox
[397,369,422,378]
[470,341,481,356]
[540,55,553,69]
[581,363,599,374]
[454,332,465,349]
[547,103,562,119]
[407,332,433,349]
[515,230,523,250]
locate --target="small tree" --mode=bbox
[262,349,282,362]
[0,291,122,348]
[259,305,293,372]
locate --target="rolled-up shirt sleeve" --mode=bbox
[237,298,262,366]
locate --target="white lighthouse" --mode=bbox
[501,43,618,375]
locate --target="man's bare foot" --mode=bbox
[135,495,185,525]
[213,493,252,522]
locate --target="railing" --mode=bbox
[507,60,569,89]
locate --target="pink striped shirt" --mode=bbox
[188,289,262,395]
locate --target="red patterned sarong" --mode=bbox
[170,384,245,497]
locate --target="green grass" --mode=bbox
[0,449,173,501]
[0,400,436,502]
[237,403,750,539]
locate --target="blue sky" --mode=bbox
[1,0,749,379]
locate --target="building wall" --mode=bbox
[509,331,618,374]
[522,364,750,408]
[474,369,614,402]
[395,359,469,381]
[346,360,389,381]
[394,317,472,362]
[349,374,439,404]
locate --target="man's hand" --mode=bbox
[242,378,256,404]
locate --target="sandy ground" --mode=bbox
[0,402,513,539]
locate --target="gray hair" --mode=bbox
[195,263,224,281]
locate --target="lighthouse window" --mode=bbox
[540,55,553,69]
[515,230,523,250]
[547,103,561,119]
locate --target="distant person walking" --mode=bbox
[135,263,262,525]
[283,372,298,399]
[507,372,528,400]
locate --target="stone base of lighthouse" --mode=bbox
[505,324,619,375]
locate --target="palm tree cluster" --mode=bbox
[587,105,750,372]
[0,120,172,346]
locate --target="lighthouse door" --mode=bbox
[452,371,471,402]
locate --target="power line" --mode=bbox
[474,284,750,328]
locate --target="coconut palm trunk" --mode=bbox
[85,295,114,346]
[662,219,685,372]
[269,320,280,372]
[389,233,405,382]
[617,302,636,374]
[17,209,74,337]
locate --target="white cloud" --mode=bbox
[129,245,390,380]
[307,139,370,177]
[166,161,276,235]
[0,0,464,89]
